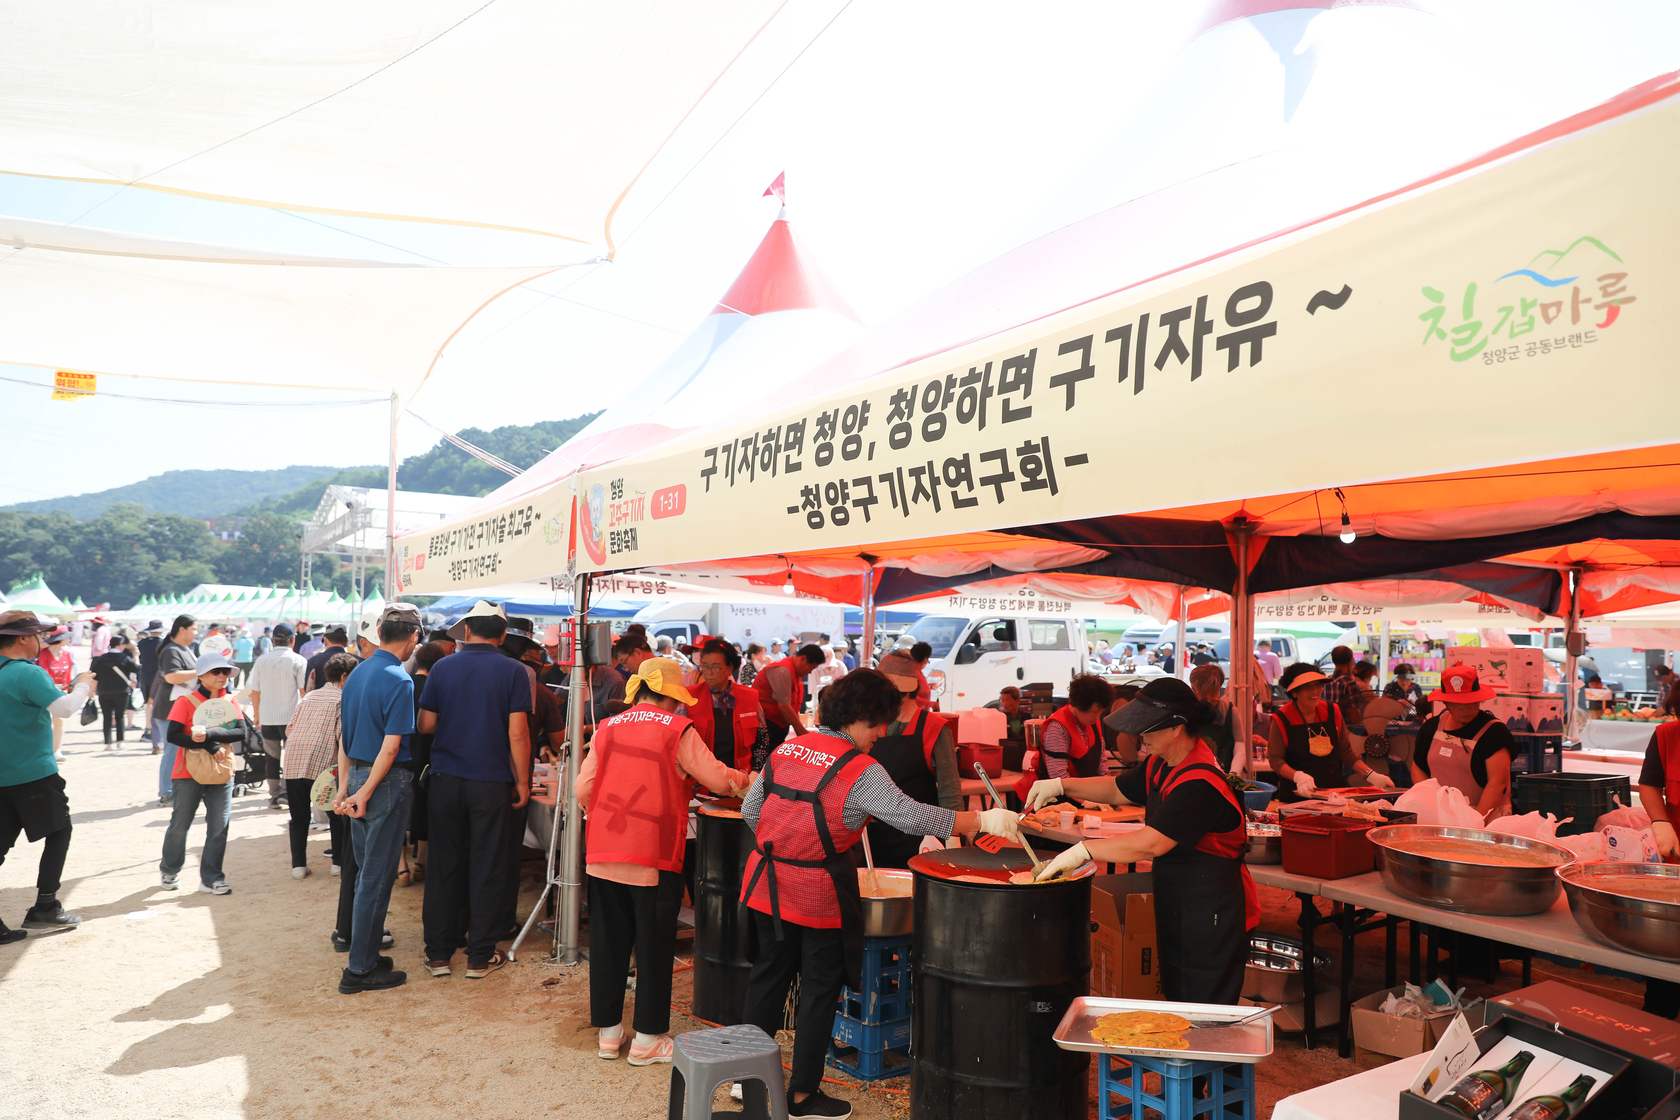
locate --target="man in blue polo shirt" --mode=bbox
[417,600,532,979]
[334,602,422,993]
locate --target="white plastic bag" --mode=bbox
[1486,811,1563,841]
[1394,779,1442,825]
[1436,785,1486,829]
[1602,824,1662,863]
[1595,796,1652,833]
[1558,832,1609,862]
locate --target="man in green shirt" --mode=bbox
[0,609,93,942]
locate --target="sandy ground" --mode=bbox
[0,664,1657,1118]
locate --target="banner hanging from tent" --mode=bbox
[564,89,1678,575]
[397,490,571,596]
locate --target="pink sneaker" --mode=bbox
[627,1034,674,1066]
[597,1030,624,1060]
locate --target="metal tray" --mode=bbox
[1052,996,1274,1064]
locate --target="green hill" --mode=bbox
[2,466,343,521]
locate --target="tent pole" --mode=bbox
[1174,588,1188,680]
[860,567,876,669]
[558,572,592,966]
[1231,529,1253,773]
[1564,568,1583,732]
[1379,620,1391,689]
[386,393,401,601]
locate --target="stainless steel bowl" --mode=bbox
[1559,861,1680,962]
[1245,934,1332,1004]
[858,869,914,937]
[1245,826,1283,865]
[1367,825,1574,916]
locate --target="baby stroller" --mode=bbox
[231,718,276,798]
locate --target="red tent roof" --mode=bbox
[711,219,860,321]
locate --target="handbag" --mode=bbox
[180,694,235,785]
[79,698,99,726]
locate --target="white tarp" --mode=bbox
[0,217,560,397]
[0,1,784,244]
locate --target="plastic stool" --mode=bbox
[666,1023,789,1120]
[1098,1052,1256,1120]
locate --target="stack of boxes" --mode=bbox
[828,935,912,1080]
[1445,648,1559,772]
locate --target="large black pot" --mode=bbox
[908,848,1092,1119]
[691,803,756,1024]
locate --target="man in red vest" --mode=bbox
[688,638,769,770]
[751,643,824,754]
[577,657,750,1065]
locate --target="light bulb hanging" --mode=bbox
[1334,488,1356,544]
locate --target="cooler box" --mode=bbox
[1281,814,1379,879]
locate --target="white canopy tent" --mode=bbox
[0,0,785,246]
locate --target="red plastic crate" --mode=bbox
[1281,814,1378,879]
[959,743,1003,779]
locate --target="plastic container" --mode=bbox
[1280,814,1379,879]
[959,742,1003,779]
[1512,772,1631,837]
[530,762,556,805]
[956,707,1006,745]
[1240,781,1276,812]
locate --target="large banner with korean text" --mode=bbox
[570,96,1679,576]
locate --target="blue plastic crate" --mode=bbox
[838,935,912,1025]
[827,1039,909,1081]
[1099,1052,1256,1120]
[831,1010,909,1052]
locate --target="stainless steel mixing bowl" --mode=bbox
[1366,825,1573,916]
[1245,934,1333,1003]
[858,868,914,937]
[1559,861,1680,962]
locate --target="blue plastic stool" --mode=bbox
[827,934,912,1081]
[1098,1052,1257,1120]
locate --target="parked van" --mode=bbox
[900,613,1087,709]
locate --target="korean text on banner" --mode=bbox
[399,495,570,595]
[52,370,95,400]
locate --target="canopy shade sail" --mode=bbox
[0,0,785,245]
[0,217,563,397]
[543,74,1680,591]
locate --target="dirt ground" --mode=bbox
[0,672,1657,1119]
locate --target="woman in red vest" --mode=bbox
[740,669,1021,1120]
[1012,674,1115,803]
[868,652,964,867]
[577,658,751,1066]
[1270,663,1393,799]
[1637,700,1680,1018]
[1029,677,1258,1004]
[688,638,769,770]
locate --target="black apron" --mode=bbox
[866,710,941,870]
[1146,760,1249,1004]
[1280,704,1346,796]
[710,697,737,768]
[741,747,866,990]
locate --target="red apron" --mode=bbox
[1013,704,1100,800]
[584,704,694,872]
[751,659,805,729]
[686,683,763,771]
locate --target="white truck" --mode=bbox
[633,599,847,650]
[899,612,1088,709]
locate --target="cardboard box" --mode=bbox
[1351,986,1487,1064]
[1491,981,1680,1074]
[1090,873,1161,1000]
[1446,647,1546,694]
[1241,982,1340,1033]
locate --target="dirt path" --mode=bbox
[0,669,1653,1118]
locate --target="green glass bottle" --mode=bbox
[1438,1050,1537,1120]
[1504,1075,1597,1120]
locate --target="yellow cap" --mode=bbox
[625,657,698,708]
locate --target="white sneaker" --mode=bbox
[160,873,179,891]
[54,753,66,762]
[330,864,341,876]
[291,867,310,879]
[198,881,233,895]
[309,822,330,832]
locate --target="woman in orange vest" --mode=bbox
[740,669,1021,1120]
[1030,678,1257,1004]
[687,638,769,770]
[577,658,751,1066]
[1013,674,1115,803]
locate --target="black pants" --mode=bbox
[422,773,511,963]
[98,690,129,743]
[334,811,360,940]
[0,777,73,902]
[499,802,529,936]
[742,911,846,1095]
[285,777,316,868]
[588,870,684,1036]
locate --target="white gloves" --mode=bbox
[1024,778,1065,812]
[1653,820,1678,861]
[1036,842,1089,882]
[919,835,947,855]
[1366,770,1395,791]
[1292,772,1317,796]
[976,807,1022,842]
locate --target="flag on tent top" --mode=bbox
[397,209,864,592]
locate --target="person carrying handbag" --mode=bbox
[158,651,249,895]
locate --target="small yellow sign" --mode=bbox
[51,370,95,401]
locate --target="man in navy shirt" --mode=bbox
[417,602,532,978]
[334,602,422,993]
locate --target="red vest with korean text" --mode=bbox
[687,683,763,770]
[742,732,874,928]
[1147,740,1260,930]
[585,704,694,873]
[752,658,805,728]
